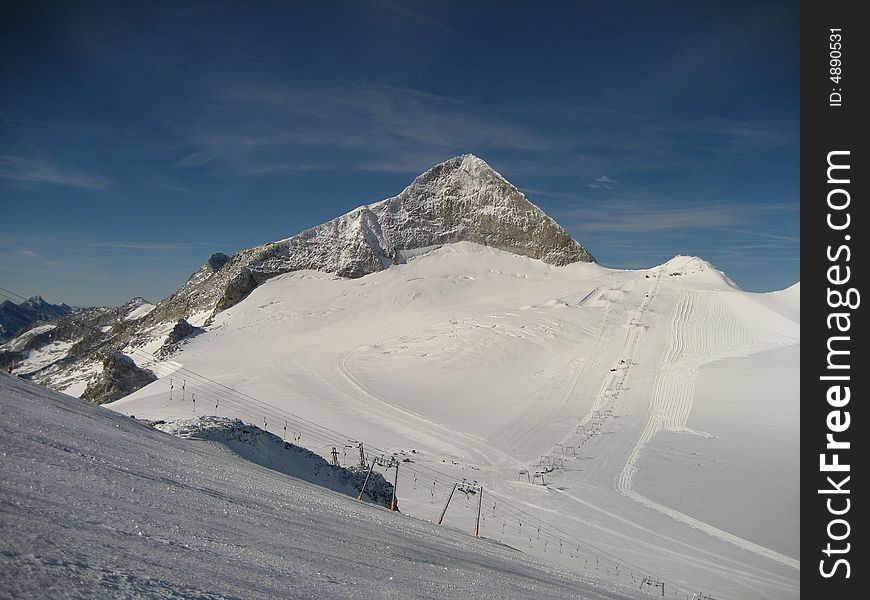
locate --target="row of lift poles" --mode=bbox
[345,442,400,512]
[438,479,483,537]
[346,442,483,536]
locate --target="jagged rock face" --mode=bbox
[156,319,201,358]
[0,296,73,342]
[373,155,593,266]
[166,319,195,345]
[207,252,230,272]
[0,298,159,389]
[81,352,157,404]
[143,154,593,322]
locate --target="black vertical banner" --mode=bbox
[802,1,867,596]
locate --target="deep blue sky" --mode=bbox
[1,0,799,307]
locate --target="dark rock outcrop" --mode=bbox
[81,352,157,405]
[0,296,73,342]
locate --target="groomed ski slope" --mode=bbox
[112,243,800,599]
[0,374,639,600]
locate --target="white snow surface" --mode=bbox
[109,243,799,599]
[8,340,74,376]
[0,374,638,599]
[154,416,397,506]
[124,301,156,321]
[2,324,57,352]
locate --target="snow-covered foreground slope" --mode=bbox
[111,243,800,599]
[154,416,397,507]
[0,374,641,599]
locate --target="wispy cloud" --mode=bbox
[582,204,742,232]
[0,155,110,189]
[558,198,795,234]
[0,246,59,271]
[520,188,584,202]
[173,152,215,168]
[367,0,445,29]
[586,176,615,190]
[174,83,559,175]
[89,241,216,251]
[154,76,801,183]
[721,227,799,243]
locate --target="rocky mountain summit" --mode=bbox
[142,154,593,324]
[3,155,594,402]
[0,296,73,343]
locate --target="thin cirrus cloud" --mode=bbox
[88,241,217,251]
[172,83,560,175]
[1,231,217,256]
[162,80,796,180]
[0,155,110,189]
[562,199,794,234]
[588,175,616,190]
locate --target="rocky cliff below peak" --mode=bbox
[128,155,593,328]
[371,154,593,267]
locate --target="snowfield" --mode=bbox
[154,416,398,507]
[105,243,799,599]
[0,374,642,599]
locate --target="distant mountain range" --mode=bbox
[0,296,73,343]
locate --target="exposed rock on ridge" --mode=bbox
[141,154,593,326]
[81,352,157,404]
[0,296,73,342]
[373,154,592,267]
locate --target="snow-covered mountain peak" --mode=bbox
[0,295,73,343]
[656,255,739,289]
[384,154,524,212]
[370,155,594,268]
[122,297,156,322]
[658,255,713,272]
[150,153,595,322]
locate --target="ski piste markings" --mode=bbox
[323,271,653,558]
[524,268,799,574]
[126,260,797,592]
[327,270,618,471]
[510,487,798,593]
[481,277,637,463]
[538,270,661,467]
[481,282,626,459]
[486,271,789,592]
[334,350,516,468]
[613,286,800,571]
[300,270,573,463]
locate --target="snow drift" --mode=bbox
[155,416,396,507]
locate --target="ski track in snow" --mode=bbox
[542,273,660,465]
[334,350,514,467]
[615,287,800,571]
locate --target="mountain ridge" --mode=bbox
[133,154,593,327]
[3,154,595,402]
[0,296,74,343]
